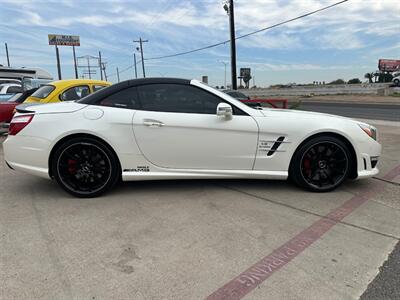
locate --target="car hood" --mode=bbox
[262,107,350,119]
[16,101,87,114]
[260,107,370,126]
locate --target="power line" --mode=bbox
[107,59,142,78]
[144,0,349,61]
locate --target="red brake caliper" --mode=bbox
[303,158,311,177]
[68,159,77,174]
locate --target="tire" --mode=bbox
[289,135,351,192]
[51,137,120,198]
[394,79,400,86]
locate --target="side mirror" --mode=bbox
[216,102,233,119]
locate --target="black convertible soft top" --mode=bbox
[78,77,191,105]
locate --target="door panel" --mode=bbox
[132,111,259,170]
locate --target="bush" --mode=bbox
[348,78,361,84]
[328,79,346,85]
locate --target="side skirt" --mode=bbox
[122,169,288,181]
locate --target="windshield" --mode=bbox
[31,85,55,99]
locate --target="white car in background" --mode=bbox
[392,73,400,86]
[0,83,22,94]
[3,78,381,197]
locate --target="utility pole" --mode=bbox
[72,45,78,79]
[133,53,138,79]
[55,45,62,80]
[116,67,120,82]
[102,63,108,81]
[98,51,103,80]
[86,56,91,79]
[224,0,237,90]
[5,43,10,67]
[77,55,98,79]
[220,61,228,88]
[134,38,148,78]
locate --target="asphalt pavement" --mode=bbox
[361,241,400,300]
[297,102,400,122]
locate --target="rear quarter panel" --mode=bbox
[8,106,143,173]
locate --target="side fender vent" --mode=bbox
[267,136,285,156]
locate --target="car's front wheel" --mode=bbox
[290,135,351,192]
[52,137,120,197]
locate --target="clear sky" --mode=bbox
[0,0,399,87]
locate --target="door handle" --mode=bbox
[143,119,165,127]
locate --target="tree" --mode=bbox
[364,73,373,83]
[348,78,361,84]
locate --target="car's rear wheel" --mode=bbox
[394,79,400,86]
[290,136,350,192]
[52,137,120,197]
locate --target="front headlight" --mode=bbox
[358,123,377,140]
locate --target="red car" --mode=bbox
[0,88,38,127]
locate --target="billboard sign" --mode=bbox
[378,59,400,72]
[240,68,251,78]
[48,34,80,46]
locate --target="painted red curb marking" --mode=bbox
[206,166,400,300]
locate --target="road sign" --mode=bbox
[48,34,80,46]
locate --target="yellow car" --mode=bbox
[24,79,111,103]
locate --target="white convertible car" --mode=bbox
[3,78,381,197]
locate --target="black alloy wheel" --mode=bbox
[290,136,351,192]
[52,137,120,197]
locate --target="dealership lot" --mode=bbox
[1,121,399,300]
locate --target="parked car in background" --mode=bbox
[0,83,23,94]
[224,89,263,108]
[22,78,53,91]
[24,79,111,103]
[392,74,400,86]
[0,94,17,102]
[0,78,21,85]
[0,88,38,126]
